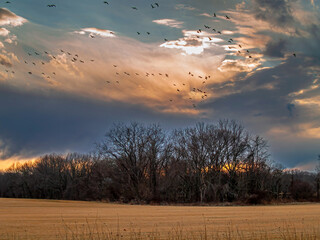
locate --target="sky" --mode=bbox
[0,0,319,170]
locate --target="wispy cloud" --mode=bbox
[175,4,196,11]
[152,19,184,28]
[199,13,213,18]
[74,28,116,38]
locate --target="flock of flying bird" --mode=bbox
[1,1,297,110]
[23,49,92,81]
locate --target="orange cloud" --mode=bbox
[218,57,262,73]
[0,8,27,26]
[268,122,320,140]
[0,27,9,36]
[0,156,37,170]
[7,30,230,115]
[0,53,12,67]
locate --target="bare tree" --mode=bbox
[98,122,169,201]
[0,120,316,204]
[316,155,320,200]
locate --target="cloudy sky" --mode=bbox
[0,0,319,170]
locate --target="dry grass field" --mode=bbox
[0,198,320,240]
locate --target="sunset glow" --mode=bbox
[0,0,319,170]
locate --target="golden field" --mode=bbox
[0,198,320,240]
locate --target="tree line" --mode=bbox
[0,120,319,204]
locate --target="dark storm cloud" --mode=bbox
[201,56,320,167]
[309,24,320,39]
[287,103,295,117]
[211,56,317,108]
[252,0,295,27]
[264,39,287,58]
[0,85,197,160]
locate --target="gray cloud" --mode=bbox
[201,55,320,168]
[287,103,295,117]
[252,0,295,27]
[264,39,287,58]
[0,85,197,160]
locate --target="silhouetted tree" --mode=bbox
[0,120,317,204]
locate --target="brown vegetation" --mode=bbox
[1,198,320,240]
